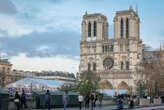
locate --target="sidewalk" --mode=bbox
[33,105,129,110]
[32,105,126,110]
[133,105,164,110]
[32,105,164,110]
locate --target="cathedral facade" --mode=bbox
[79,7,143,93]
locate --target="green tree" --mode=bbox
[59,82,78,92]
[59,71,101,95]
[77,71,101,95]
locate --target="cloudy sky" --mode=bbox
[0,0,163,73]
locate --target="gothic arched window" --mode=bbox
[120,44,123,52]
[126,43,129,52]
[88,22,91,37]
[102,45,105,53]
[94,21,97,37]
[93,63,96,71]
[88,63,91,71]
[2,67,5,73]
[120,18,124,39]
[126,61,129,70]
[126,18,129,38]
[121,62,124,70]
[111,45,114,51]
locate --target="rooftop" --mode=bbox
[83,11,107,20]
[116,6,138,17]
[0,59,12,65]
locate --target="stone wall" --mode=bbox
[139,98,150,106]
[154,98,162,105]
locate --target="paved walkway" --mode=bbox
[33,105,125,110]
[134,105,164,110]
[32,105,164,110]
[33,105,164,110]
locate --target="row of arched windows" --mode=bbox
[88,63,96,71]
[88,21,97,37]
[120,43,129,52]
[120,18,129,39]
[88,22,91,37]
[102,45,113,53]
[120,19,124,38]
[121,61,129,70]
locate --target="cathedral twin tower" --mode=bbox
[79,6,143,91]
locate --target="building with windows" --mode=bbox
[79,6,142,93]
[0,59,12,87]
[0,59,12,74]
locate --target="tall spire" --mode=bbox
[129,5,133,11]
[85,10,88,15]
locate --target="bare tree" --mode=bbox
[136,48,164,96]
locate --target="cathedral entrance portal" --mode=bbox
[101,80,113,89]
[117,81,129,90]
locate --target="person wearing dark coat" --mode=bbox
[90,94,94,110]
[84,95,90,109]
[43,90,51,110]
[129,98,134,109]
[63,90,69,110]
[98,94,103,107]
[14,91,20,110]
[20,89,27,109]
[117,98,123,110]
[93,94,98,107]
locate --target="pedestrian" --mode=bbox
[98,94,103,107]
[90,93,94,110]
[93,94,98,107]
[117,98,123,110]
[84,95,90,109]
[129,98,134,109]
[20,89,27,109]
[14,91,20,110]
[78,94,83,110]
[43,90,51,110]
[63,90,69,110]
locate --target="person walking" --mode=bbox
[63,90,69,110]
[117,98,123,110]
[93,94,98,107]
[20,89,27,110]
[43,90,51,110]
[90,93,94,110]
[84,95,90,109]
[14,91,20,110]
[78,94,83,110]
[98,94,103,107]
[129,98,134,110]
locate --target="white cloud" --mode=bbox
[0,13,80,37]
[37,45,49,51]
[9,53,80,73]
[0,33,4,37]
[0,52,8,58]
[0,15,32,37]
[0,0,82,38]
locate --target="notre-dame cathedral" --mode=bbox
[79,6,143,93]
